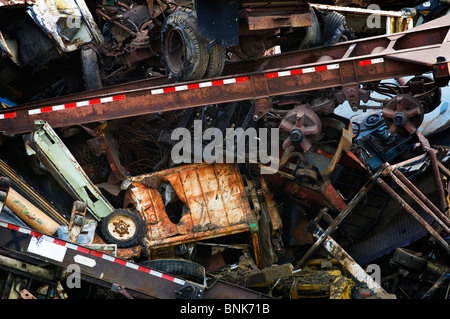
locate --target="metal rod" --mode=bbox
[311,223,395,299]
[388,169,450,233]
[421,272,448,299]
[309,3,407,18]
[438,161,450,179]
[428,149,448,213]
[294,174,379,269]
[416,130,448,214]
[391,166,450,230]
[375,178,450,255]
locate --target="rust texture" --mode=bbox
[0,16,449,134]
[128,163,258,248]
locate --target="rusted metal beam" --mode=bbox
[389,165,450,230]
[310,3,406,17]
[223,14,450,75]
[0,59,430,135]
[0,218,273,299]
[294,171,380,269]
[0,16,448,135]
[375,177,450,255]
[309,223,396,299]
[245,9,312,30]
[0,220,205,299]
[415,130,448,214]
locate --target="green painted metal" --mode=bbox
[27,120,114,220]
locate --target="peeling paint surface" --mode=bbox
[128,163,257,248]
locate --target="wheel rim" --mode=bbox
[382,95,424,136]
[164,28,186,74]
[280,105,322,151]
[106,213,138,242]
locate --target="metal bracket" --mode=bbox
[252,98,272,121]
[111,283,134,299]
[176,284,203,299]
[335,83,370,111]
[68,201,87,244]
[20,289,37,299]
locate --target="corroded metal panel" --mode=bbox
[127,163,257,248]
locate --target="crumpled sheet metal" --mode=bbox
[26,0,103,52]
[126,163,259,249]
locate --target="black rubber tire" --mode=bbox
[298,8,322,50]
[80,48,102,91]
[204,44,226,79]
[100,209,143,248]
[319,11,354,47]
[140,259,206,284]
[161,11,208,82]
[391,248,427,272]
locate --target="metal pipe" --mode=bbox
[428,149,448,213]
[375,178,450,255]
[309,3,406,17]
[421,272,448,299]
[416,130,448,214]
[6,188,60,236]
[438,161,450,178]
[391,167,450,230]
[388,169,450,234]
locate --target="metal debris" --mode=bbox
[0,0,449,301]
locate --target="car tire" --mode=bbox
[204,44,226,79]
[161,11,209,82]
[100,209,143,248]
[80,48,102,91]
[140,259,206,284]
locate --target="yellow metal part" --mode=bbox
[289,270,354,299]
[267,259,355,298]
[330,276,354,299]
[443,175,450,212]
[386,16,414,34]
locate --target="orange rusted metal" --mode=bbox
[126,163,264,264]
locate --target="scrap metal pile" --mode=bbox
[0,0,449,300]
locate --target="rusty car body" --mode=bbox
[124,162,283,269]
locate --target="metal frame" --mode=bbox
[0,15,448,135]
